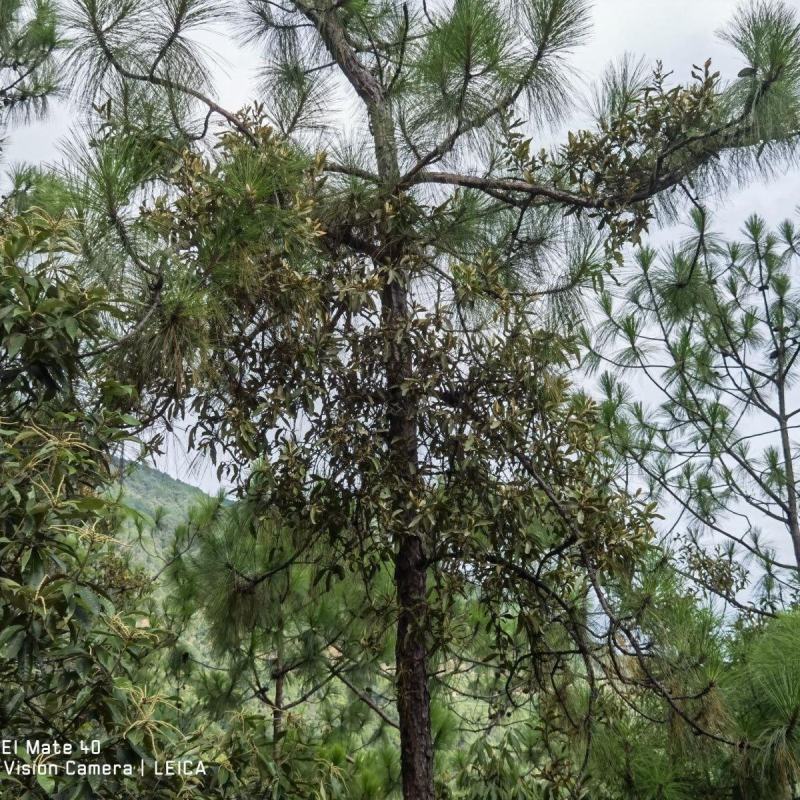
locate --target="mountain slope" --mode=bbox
[117,462,208,534]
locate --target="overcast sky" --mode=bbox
[4,0,798,496]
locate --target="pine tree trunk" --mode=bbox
[382,274,435,800]
[371,88,436,800]
[395,532,435,800]
[777,364,800,569]
[289,12,438,790]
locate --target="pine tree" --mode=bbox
[591,207,800,613]
[51,1,800,797]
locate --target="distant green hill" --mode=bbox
[116,461,209,533]
[107,462,210,572]
[110,463,218,653]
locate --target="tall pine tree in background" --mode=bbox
[591,207,800,614]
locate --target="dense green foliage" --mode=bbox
[2,1,800,799]
[0,211,190,799]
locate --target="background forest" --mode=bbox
[2,0,800,798]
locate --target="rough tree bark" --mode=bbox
[373,94,436,800]
[382,271,435,800]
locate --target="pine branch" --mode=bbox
[294,1,383,106]
[81,2,256,145]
